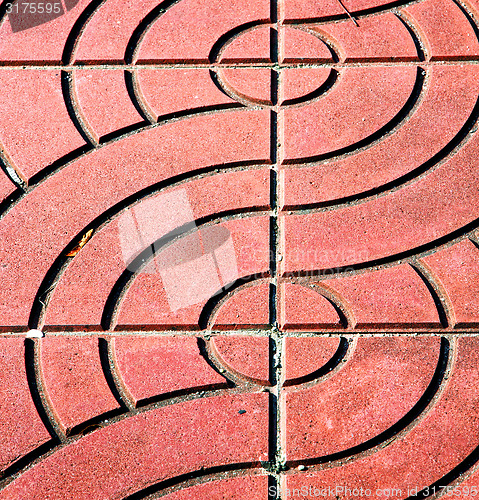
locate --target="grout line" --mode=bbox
[269,2,287,497]
[1,59,479,70]
[4,330,479,338]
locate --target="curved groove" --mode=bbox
[34,106,243,182]
[198,275,271,331]
[68,408,126,438]
[101,209,268,331]
[284,66,426,165]
[288,337,450,466]
[0,147,27,191]
[470,235,479,250]
[157,102,245,124]
[286,92,479,214]
[212,68,272,108]
[124,0,182,64]
[0,386,252,488]
[61,70,98,146]
[100,103,243,145]
[453,0,479,43]
[197,338,237,386]
[284,0,422,25]
[209,71,256,110]
[29,160,268,330]
[410,262,451,328]
[98,338,134,411]
[284,217,479,281]
[24,339,64,441]
[98,121,150,145]
[28,143,94,187]
[283,337,350,387]
[62,0,107,64]
[282,69,339,107]
[0,0,11,24]
[300,282,355,329]
[209,69,237,100]
[0,186,25,222]
[296,27,341,63]
[201,337,275,387]
[395,12,426,61]
[209,20,271,63]
[0,439,57,480]
[124,70,156,124]
[123,464,261,500]
[406,446,479,498]
[1,103,249,222]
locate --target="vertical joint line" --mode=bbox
[269,2,284,497]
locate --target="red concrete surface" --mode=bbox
[1,0,479,498]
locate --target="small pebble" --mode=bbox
[26,329,44,338]
[238,409,247,414]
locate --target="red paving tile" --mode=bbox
[280,283,342,330]
[211,281,270,329]
[283,337,341,382]
[40,337,120,434]
[136,68,235,120]
[73,68,143,141]
[1,0,479,498]
[282,65,479,206]
[0,70,85,179]
[160,474,269,499]
[113,336,226,406]
[0,339,50,471]
[210,335,271,384]
[282,337,442,461]
[283,66,419,160]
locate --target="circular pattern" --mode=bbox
[0,0,479,498]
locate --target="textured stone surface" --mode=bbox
[0,70,85,179]
[283,337,479,498]
[1,0,479,496]
[0,340,50,471]
[279,283,341,330]
[211,335,270,384]
[161,475,269,499]
[0,393,269,499]
[282,337,441,461]
[283,336,341,382]
[40,337,120,433]
[113,336,226,405]
[73,69,143,140]
[212,281,270,329]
